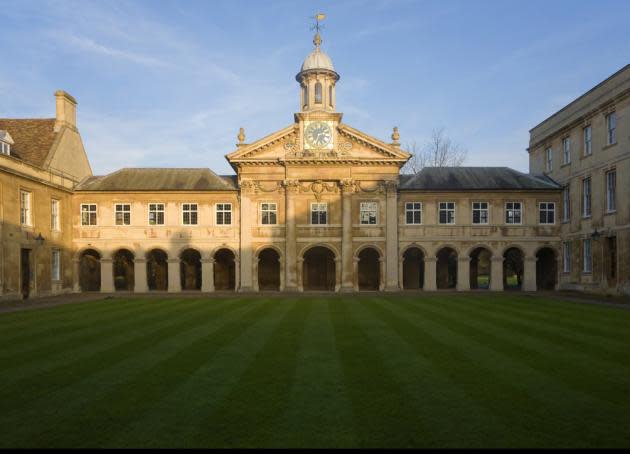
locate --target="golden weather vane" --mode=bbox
[310,12,326,33]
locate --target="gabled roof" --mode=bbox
[75,168,238,191]
[399,167,560,191]
[0,118,57,167]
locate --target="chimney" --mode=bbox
[54,90,77,132]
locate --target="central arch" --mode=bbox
[536,247,558,290]
[180,248,201,291]
[258,248,281,291]
[403,247,425,290]
[147,249,168,291]
[436,247,457,289]
[303,246,336,291]
[503,247,524,290]
[79,249,101,292]
[470,247,492,290]
[113,249,134,291]
[214,248,236,291]
[358,247,381,291]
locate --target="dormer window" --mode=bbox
[315,82,322,104]
[0,130,14,156]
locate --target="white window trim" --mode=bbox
[538,202,556,225]
[562,137,571,164]
[471,201,489,225]
[505,201,523,225]
[20,190,32,227]
[80,203,98,227]
[405,201,423,225]
[310,202,328,226]
[114,202,132,226]
[260,201,278,225]
[216,202,233,226]
[438,201,456,225]
[582,177,592,218]
[51,198,61,231]
[359,201,379,225]
[181,202,199,226]
[51,249,61,282]
[148,202,166,226]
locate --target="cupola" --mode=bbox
[296,30,340,112]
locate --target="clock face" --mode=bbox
[304,121,333,149]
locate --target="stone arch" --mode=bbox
[146,248,168,291]
[469,246,492,290]
[112,248,134,291]
[503,246,524,290]
[357,246,381,291]
[436,246,458,289]
[536,247,558,290]
[180,248,202,291]
[299,242,340,261]
[79,248,101,292]
[302,245,336,291]
[214,248,236,291]
[257,247,281,291]
[402,246,425,290]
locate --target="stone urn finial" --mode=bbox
[391,126,400,146]
[237,127,246,145]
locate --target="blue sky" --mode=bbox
[1,0,629,176]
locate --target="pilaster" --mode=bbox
[100,258,114,293]
[523,256,537,291]
[424,257,437,291]
[490,256,504,291]
[201,258,214,292]
[134,258,148,293]
[340,179,355,292]
[284,180,299,291]
[167,259,180,293]
[457,256,471,291]
[385,181,399,291]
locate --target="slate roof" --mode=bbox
[0,118,57,167]
[75,168,238,191]
[399,167,560,191]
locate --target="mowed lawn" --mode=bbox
[1,294,630,448]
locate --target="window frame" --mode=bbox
[562,185,570,222]
[471,201,489,225]
[216,202,232,226]
[20,190,32,227]
[505,201,522,225]
[562,137,571,164]
[606,111,617,145]
[51,248,61,282]
[562,241,571,274]
[583,125,592,156]
[583,238,592,274]
[359,201,378,225]
[539,202,556,225]
[606,170,616,213]
[405,202,422,225]
[260,201,278,225]
[114,203,131,226]
[148,202,165,226]
[181,202,199,226]
[582,177,591,218]
[438,201,456,225]
[310,202,328,225]
[545,147,553,172]
[81,203,97,226]
[314,82,322,104]
[51,198,61,231]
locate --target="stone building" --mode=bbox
[3,31,625,299]
[529,64,630,295]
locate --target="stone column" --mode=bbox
[340,179,355,292]
[385,181,399,291]
[353,257,359,291]
[239,182,254,292]
[424,257,437,291]
[284,180,299,291]
[134,258,148,293]
[234,258,241,292]
[457,256,471,291]
[335,257,342,292]
[297,257,304,292]
[379,256,386,291]
[73,258,80,292]
[167,259,181,293]
[100,258,114,293]
[490,256,504,291]
[253,257,260,291]
[523,256,537,291]
[201,258,214,292]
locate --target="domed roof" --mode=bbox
[301,48,335,72]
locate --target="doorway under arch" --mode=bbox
[436,247,457,289]
[79,249,101,292]
[303,246,336,291]
[503,247,524,290]
[180,249,201,291]
[258,248,281,291]
[470,247,492,290]
[113,249,134,291]
[358,247,381,291]
[147,249,168,291]
[214,248,236,291]
[402,247,424,290]
[536,247,557,290]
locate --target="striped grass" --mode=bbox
[0,294,629,448]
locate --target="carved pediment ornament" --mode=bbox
[299,180,339,201]
[356,181,386,194]
[339,178,357,194]
[283,179,301,194]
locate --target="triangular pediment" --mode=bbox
[226,121,410,168]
